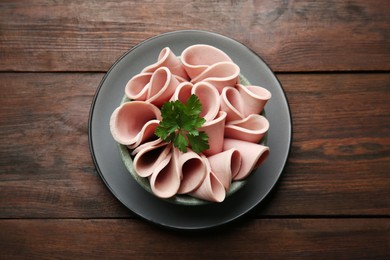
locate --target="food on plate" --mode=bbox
[110,44,271,203]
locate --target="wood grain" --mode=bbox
[0,0,389,72]
[1,0,388,256]
[1,72,388,218]
[0,73,130,218]
[263,72,390,215]
[1,219,389,259]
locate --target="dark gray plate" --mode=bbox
[88,30,291,230]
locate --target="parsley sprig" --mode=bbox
[155,94,209,153]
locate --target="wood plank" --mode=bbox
[0,73,389,218]
[0,219,389,259]
[260,73,390,215]
[0,0,389,72]
[0,73,130,218]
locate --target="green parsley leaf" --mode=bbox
[187,132,209,154]
[185,94,202,116]
[155,94,209,153]
[174,132,188,153]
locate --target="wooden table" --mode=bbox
[1,0,389,258]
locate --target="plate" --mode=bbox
[88,30,291,230]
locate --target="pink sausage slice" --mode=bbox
[225,114,269,144]
[133,141,171,178]
[223,138,269,180]
[199,111,227,156]
[142,47,189,81]
[181,44,233,79]
[190,62,240,93]
[220,87,245,122]
[150,151,181,198]
[235,84,271,117]
[190,155,226,203]
[146,67,180,107]
[110,101,161,146]
[174,148,207,194]
[221,85,271,122]
[192,82,220,122]
[127,119,160,149]
[125,72,152,101]
[131,138,163,156]
[172,81,220,123]
[207,148,242,190]
[171,81,193,102]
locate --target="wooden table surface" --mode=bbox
[1,0,389,258]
